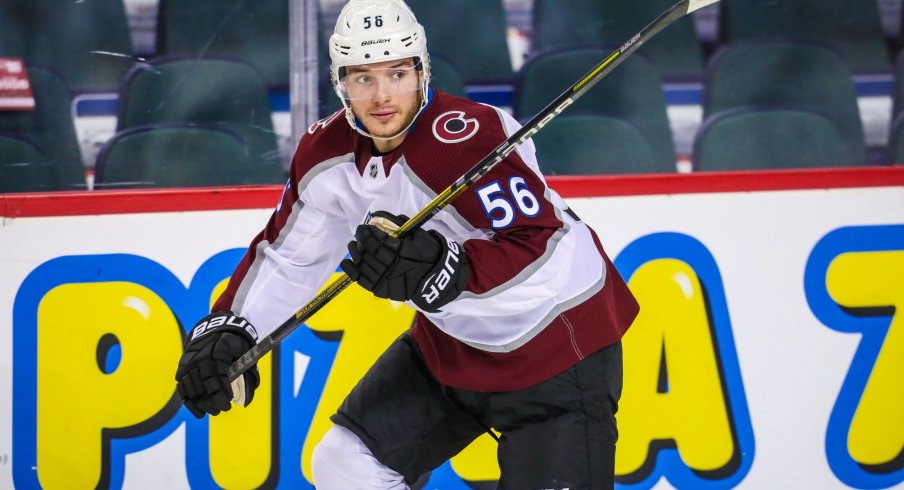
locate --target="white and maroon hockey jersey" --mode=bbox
[213,90,639,392]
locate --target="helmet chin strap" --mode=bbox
[344,84,431,141]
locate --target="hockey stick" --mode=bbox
[229,0,720,381]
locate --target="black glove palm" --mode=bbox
[175,312,260,418]
[340,211,469,312]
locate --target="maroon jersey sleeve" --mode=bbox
[409,95,566,295]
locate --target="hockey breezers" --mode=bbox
[228,0,722,382]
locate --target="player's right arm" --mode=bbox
[212,128,354,338]
[175,125,353,417]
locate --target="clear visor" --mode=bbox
[337,60,424,101]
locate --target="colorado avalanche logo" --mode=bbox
[432,111,480,144]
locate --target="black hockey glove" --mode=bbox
[174,311,261,418]
[340,211,469,312]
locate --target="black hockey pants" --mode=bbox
[331,332,623,489]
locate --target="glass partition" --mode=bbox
[0,0,896,193]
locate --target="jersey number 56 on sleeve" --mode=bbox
[476,177,541,229]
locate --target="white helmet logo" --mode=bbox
[432,111,479,144]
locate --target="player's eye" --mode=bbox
[353,74,372,85]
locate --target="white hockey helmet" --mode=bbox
[328,0,431,139]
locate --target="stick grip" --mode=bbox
[228,336,275,381]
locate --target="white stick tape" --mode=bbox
[687,0,720,13]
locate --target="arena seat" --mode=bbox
[885,112,904,165]
[0,2,28,58]
[515,46,676,169]
[404,0,513,84]
[720,0,889,73]
[0,134,46,191]
[0,134,86,193]
[0,66,84,174]
[116,58,284,183]
[157,0,293,88]
[693,107,859,171]
[531,0,705,80]
[532,114,673,175]
[94,124,266,189]
[890,50,904,122]
[27,0,135,93]
[427,55,468,99]
[704,40,866,164]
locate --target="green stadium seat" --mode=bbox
[116,58,284,183]
[0,134,47,192]
[693,107,860,171]
[720,0,889,73]
[515,47,676,168]
[532,114,674,175]
[704,40,866,164]
[0,2,28,58]
[428,56,468,98]
[157,0,290,88]
[28,0,135,93]
[0,134,85,193]
[404,0,513,83]
[532,0,705,80]
[320,71,343,118]
[890,50,904,121]
[95,124,268,188]
[886,113,904,165]
[0,66,86,190]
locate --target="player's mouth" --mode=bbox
[370,109,397,122]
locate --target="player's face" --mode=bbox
[342,58,423,148]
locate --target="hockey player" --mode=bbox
[174,0,639,487]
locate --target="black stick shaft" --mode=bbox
[229,0,716,381]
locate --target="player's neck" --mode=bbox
[372,134,406,154]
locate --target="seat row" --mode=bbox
[0,0,892,96]
[1,37,901,192]
[0,59,286,193]
[519,38,883,174]
[0,0,289,93]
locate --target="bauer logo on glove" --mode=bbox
[175,311,261,418]
[418,236,463,306]
[190,313,259,342]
